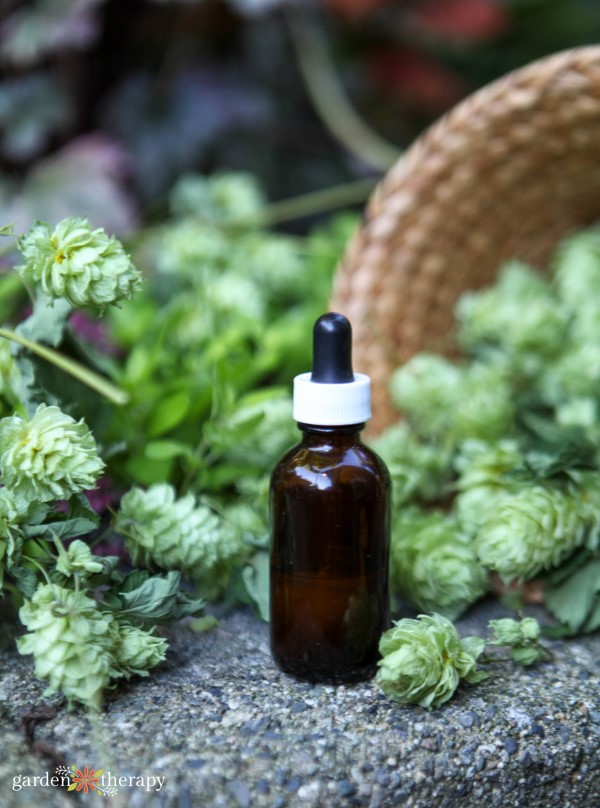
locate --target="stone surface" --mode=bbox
[1,602,600,807]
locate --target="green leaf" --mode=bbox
[124,454,174,486]
[544,557,600,633]
[104,570,204,624]
[189,615,219,633]
[147,391,190,438]
[241,551,270,621]
[9,564,38,598]
[145,440,193,461]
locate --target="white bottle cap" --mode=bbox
[293,371,371,425]
[292,313,371,426]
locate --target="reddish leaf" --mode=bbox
[371,50,469,114]
[411,0,508,42]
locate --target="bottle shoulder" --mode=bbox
[271,437,390,490]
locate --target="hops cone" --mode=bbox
[16,217,141,310]
[17,584,114,709]
[116,483,244,596]
[476,482,599,583]
[0,404,104,505]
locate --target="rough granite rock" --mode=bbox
[1,601,599,808]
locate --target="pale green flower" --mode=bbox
[0,404,104,505]
[206,390,297,473]
[0,487,23,589]
[390,354,464,437]
[476,482,600,583]
[391,357,513,445]
[243,234,305,300]
[157,219,229,279]
[55,539,103,578]
[371,423,450,507]
[456,261,566,373]
[552,230,600,312]
[450,363,514,444]
[109,622,167,678]
[16,217,141,309]
[377,614,487,709]
[17,583,114,709]
[0,338,20,403]
[454,440,523,535]
[116,483,245,597]
[539,343,600,403]
[488,617,545,666]
[170,172,265,223]
[391,511,487,619]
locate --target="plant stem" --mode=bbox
[286,10,402,172]
[255,178,377,226]
[0,327,129,405]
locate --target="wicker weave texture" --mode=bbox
[331,47,600,433]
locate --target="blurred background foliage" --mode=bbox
[2,0,600,233]
[3,0,600,613]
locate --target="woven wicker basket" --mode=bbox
[331,46,600,434]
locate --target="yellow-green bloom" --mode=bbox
[17,584,114,709]
[456,261,566,371]
[371,423,451,507]
[170,172,265,223]
[16,217,141,309]
[116,483,245,597]
[0,487,23,589]
[377,614,487,709]
[489,617,545,666]
[0,404,104,504]
[476,483,599,583]
[55,539,103,578]
[391,511,487,620]
[0,338,21,404]
[454,440,523,535]
[390,354,463,437]
[109,622,167,678]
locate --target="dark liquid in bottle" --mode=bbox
[270,423,391,684]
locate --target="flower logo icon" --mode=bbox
[68,766,104,795]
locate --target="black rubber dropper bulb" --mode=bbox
[310,312,354,383]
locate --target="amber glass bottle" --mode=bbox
[270,313,391,684]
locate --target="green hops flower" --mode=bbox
[205,389,297,474]
[0,338,20,404]
[391,357,513,445]
[0,404,104,505]
[157,219,230,279]
[454,440,523,535]
[116,483,245,597]
[489,617,545,666]
[476,483,599,583]
[391,511,487,620]
[16,217,141,309]
[55,539,104,578]
[377,614,487,709]
[456,261,566,371]
[109,622,167,679]
[371,423,451,507]
[17,583,114,709]
[390,354,463,437]
[450,363,514,444]
[170,172,265,223]
[552,230,600,312]
[0,487,23,589]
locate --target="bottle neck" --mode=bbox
[297,422,365,445]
